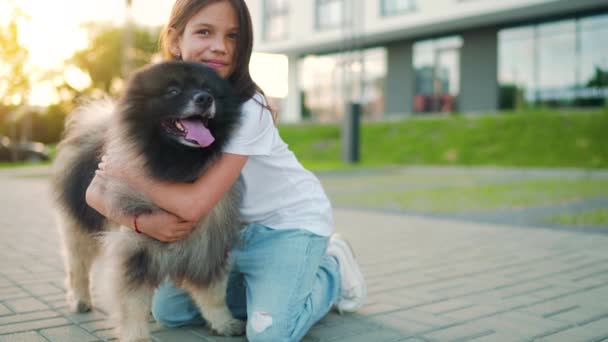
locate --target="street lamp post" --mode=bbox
[340,0,364,164]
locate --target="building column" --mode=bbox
[385,41,414,115]
[281,53,301,123]
[459,26,499,113]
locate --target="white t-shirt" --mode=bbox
[222,93,333,237]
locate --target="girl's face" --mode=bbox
[171,1,238,79]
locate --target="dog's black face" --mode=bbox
[120,61,239,149]
[116,61,242,181]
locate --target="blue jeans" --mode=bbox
[151,224,340,342]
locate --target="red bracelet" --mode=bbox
[133,214,142,234]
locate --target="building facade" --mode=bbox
[248,0,608,122]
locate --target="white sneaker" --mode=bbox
[326,234,367,313]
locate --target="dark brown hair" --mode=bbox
[159,0,275,119]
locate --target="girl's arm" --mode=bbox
[98,153,248,223]
[85,175,196,242]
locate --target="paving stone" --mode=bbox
[356,301,402,315]
[37,293,64,303]
[369,312,431,335]
[308,319,383,340]
[188,326,247,341]
[370,293,433,309]
[2,167,608,341]
[80,319,114,333]
[328,328,406,342]
[416,299,475,315]
[0,288,29,300]
[3,298,48,313]
[316,313,354,327]
[21,284,63,297]
[0,331,48,342]
[56,308,108,324]
[90,328,117,340]
[533,316,608,341]
[40,325,99,342]
[0,317,70,335]
[0,311,61,325]
[0,304,12,316]
[528,284,581,300]
[422,322,496,341]
[391,309,457,328]
[472,311,569,338]
[546,307,608,325]
[461,331,525,342]
[441,304,505,321]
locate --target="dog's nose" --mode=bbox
[193,92,213,110]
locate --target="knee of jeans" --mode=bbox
[151,294,189,328]
[151,300,176,327]
[246,312,295,342]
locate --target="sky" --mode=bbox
[1,0,287,105]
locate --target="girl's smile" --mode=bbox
[203,59,229,70]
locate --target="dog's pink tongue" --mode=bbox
[180,119,215,147]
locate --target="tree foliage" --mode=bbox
[69,23,160,95]
[0,2,30,106]
[587,66,608,88]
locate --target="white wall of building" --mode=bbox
[247,0,608,121]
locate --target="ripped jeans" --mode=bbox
[151,224,341,342]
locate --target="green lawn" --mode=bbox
[280,109,608,170]
[322,175,608,214]
[546,209,608,226]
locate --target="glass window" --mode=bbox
[498,14,608,109]
[381,0,416,16]
[316,0,347,30]
[299,48,386,121]
[498,27,535,107]
[580,13,608,104]
[537,20,577,102]
[264,0,289,41]
[413,36,462,113]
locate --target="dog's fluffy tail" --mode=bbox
[66,98,114,132]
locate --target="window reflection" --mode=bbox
[498,14,608,109]
[413,36,462,113]
[498,27,535,107]
[579,14,608,107]
[537,20,576,102]
[299,48,386,122]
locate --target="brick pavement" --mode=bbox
[1,166,608,341]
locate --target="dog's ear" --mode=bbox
[124,67,146,93]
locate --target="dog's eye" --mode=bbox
[165,86,181,98]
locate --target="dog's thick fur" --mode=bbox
[51,61,245,341]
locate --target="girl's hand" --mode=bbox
[136,211,196,242]
[96,152,140,181]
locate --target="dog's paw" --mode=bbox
[75,301,92,313]
[67,294,92,313]
[211,318,246,336]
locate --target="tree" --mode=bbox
[69,23,160,95]
[0,2,30,106]
[586,66,608,88]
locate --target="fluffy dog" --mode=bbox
[51,61,245,340]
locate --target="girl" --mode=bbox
[86,0,366,340]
